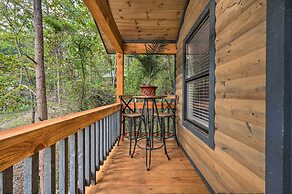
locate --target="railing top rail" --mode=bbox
[0,103,120,172]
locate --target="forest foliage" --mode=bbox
[0,0,174,129]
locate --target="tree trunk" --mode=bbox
[57,68,61,104]
[107,55,114,87]
[24,67,36,123]
[31,93,36,123]
[34,0,48,193]
[80,61,86,110]
[57,46,62,104]
[77,42,86,110]
[167,55,174,88]
[34,0,48,121]
[19,67,23,88]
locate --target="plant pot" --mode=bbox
[140,85,157,96]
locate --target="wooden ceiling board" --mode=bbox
[109,0,187,41]
[114,19,181,27]
[90,0,187,53]
[109,0,186,10]
[111,10,183,20]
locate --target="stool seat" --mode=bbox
[154,112,174,118]
[122,113,141,118]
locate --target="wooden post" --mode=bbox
[116,52,124,102]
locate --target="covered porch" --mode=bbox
[0,1,209,193]
[0,103,209,194]
[2,0,291,193]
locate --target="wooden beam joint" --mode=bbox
[123,43,177,54]
[84,0,123,52]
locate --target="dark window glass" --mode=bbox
[185,16,210,134]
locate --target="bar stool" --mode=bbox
[130,95,170,171]
[118,95,142,155]
[154,95,179,146]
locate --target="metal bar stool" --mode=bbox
[154,95,179,146]
[118,95,143,155]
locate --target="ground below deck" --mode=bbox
[86,139,209,194]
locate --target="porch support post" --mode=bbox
[266,0,292,193]
[116,52,124,102]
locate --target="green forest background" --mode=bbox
[0,0,174,130]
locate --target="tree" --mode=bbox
[0,0,174,132]
[134,55,162,85]
[33,0,48,193]
[0,0,36,122]
[34,0,48,122]
[124,55,175,95]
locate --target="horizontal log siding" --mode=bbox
[176,0,266,193]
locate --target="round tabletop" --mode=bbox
[132,95,166,99]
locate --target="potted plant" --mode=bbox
[134,55,161,96]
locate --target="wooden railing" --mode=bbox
[0,103,120,194]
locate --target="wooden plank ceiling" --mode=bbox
[96,0,187,53]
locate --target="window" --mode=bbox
[186,17,210,133]
[183,4,215,148]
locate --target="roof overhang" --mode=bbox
[84,0,188,54]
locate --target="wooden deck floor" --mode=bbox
[86,139,209,194]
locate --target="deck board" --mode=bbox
[86,139,209,194]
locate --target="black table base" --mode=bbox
[130,97,170,171]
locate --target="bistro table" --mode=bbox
[130,95,170,171]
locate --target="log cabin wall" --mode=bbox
[176,0,266,193]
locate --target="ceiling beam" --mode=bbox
[84,0,123,52]
[123,43,177,55]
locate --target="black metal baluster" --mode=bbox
[113,113,116,144]
[77,129,85,194]
[100,119,104,165]
[0,166,13,194]
[109,114,112,150]
[84,126,91,186]
[95,121,100,171]
[90,123,96,185]
[24,153,39,194]
[103,118,107,161]
[117,111,121,140]
[44,145,56,194]
[69,133,78,194]
[59,138,69,194]
[107,116,110,155]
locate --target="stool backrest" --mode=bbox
[119,95,136,114]
[162,95,177,115]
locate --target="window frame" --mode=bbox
[182,2,215,149]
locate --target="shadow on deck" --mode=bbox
[86,139,209,194]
